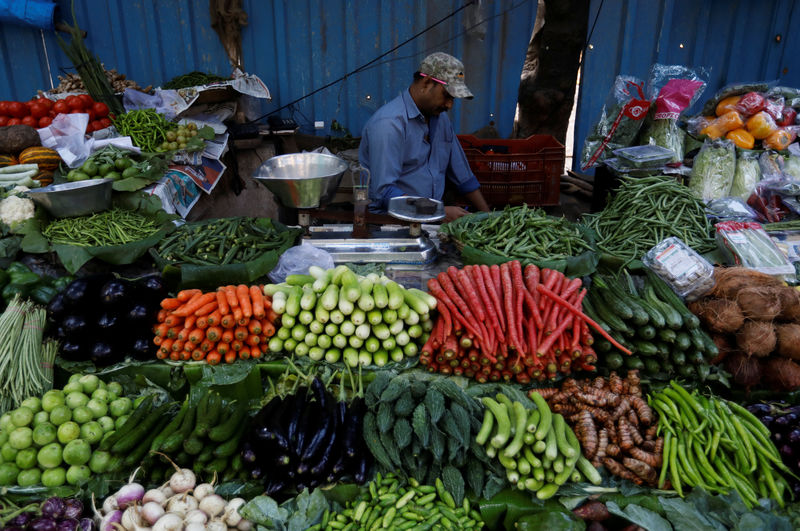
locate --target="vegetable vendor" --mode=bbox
[359,52,490,222]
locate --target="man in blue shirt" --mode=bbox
[359,52,490,222]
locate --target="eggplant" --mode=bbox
[96,312,120,332]
[130,337,154,360]
[138,274,168,298]
[747,403,771,416]
[28,518,57,531]
[774,415,792,431]
[286,389,308,446]
[40,497,65,519]
[46,293,68,319]
[57,519,80,531]
[789,429,800,445]
[127,303,152,323]
[100,279,131,307]
[8,512,34,526]
[301,385,337,465]
[63,498,83,520]
[63,273,112,308]
[296,380,327,458]
[60,341,84,360]
[90,342,115,365]
[760,415,774,429]
[62,314,88,338]
[343,396,367,459]
[354,452,370,484]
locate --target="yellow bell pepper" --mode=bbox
[725,128,755,150]
[745,111,777,140]
[763,128,794,151]
[701,111,744,139]
[716,95,742,117]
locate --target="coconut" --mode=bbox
[735,320,776,357]
[776,323,800,360]
[724,352,762,390]
[688,298,744,334]
[777,287,800,321]
[710,334,735,364]
[735,287,782,321]
[762,357,800,391]
[710,267,785,300]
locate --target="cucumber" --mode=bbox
[161,402,197,453]
[587,290,631,334]
[688,328,706,351]
[643,358,661,374]
[655,342,671,360]
[594,338,612,353]
[593,283,634,320]
[660,360,674,373]
[100,395,154,451]
[636,325,656,340]
[196,445,215,463]
[694,328,718,356]
[213,424,247,458]
[642,284,682,330]
[677,364,696,378]
[207,456,229,475]
[183,435,204,455]
[624,357,645,370]
[605,353,624,369]
[384,280,405,310]
[193,392,222,438]
[150,400,188,452]
[635,296,667,328]
[581,297,611,332]
[123,416,171,468]
[633,341,658,357]
[645,270,700,329]
[658,329,677,344]
[285,287,303,317]
[688,350,707,365]
[208,404,246,442]
[606,277,649,326]
[675,332,692,351]
[671,351,686,365]
[112,402,171,455]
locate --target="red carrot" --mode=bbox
[472,266,503,339]
[428,278,482,340]
[436,273,485,342]
[511,261,526,346]
[481,265,506,332]
[457,268,493,352]
[500,263,518,351]
[436,297,453,338]
[524,264,541,305]
[537,284,631,354]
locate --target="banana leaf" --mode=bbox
[17,192,178,274]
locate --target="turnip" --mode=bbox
[153,452,196,494]
[192,482,215,501]
[115,483,145,509]
[165,493,198,517]
[198,494,226,518]
[224,498,246,527]
[151,512,183,531]
[142,489,167,506]
[101,495,117,516]
[183,509,207,525]
[141,502,165,526]
[121,506,151,531]
[184,523,206,531]
[98,510,122,531]
[205,519,227,531]
[237,519,253,531]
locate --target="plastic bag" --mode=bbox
[705,197,759,222]
[643,237,715,300]
[715,220,795,279]
[268,243,334,283]
[784,146,800,180]
[730,151,762,199]
[580,75,650,169]
[689,139,736,200]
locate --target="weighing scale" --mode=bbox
[253,153,444,269]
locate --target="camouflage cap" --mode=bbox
[419,52,473,99]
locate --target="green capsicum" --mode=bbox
[5,262,31,274]
[2,283,29,303]
[30,285,58,305]
[52,276,74,292]
[8,271,41,287]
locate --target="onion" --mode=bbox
[99,510,122,531]
[198,495,226,518]
[141,502,165,526]
[192,483,215,501]
[224,498,246,527]
[151,513,183,531]
[183,510,207,525]
[142,490,167,506]
[116,483,145,510]
[165,494,198,517]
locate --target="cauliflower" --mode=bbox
[0,195,35,228]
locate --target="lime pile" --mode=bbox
[0,374,132,487]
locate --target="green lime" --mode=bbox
[20,397,41,414]
[71,172,89,181]
[1,443,18,462]
[66,170,79,181]
[81,161,98,177]
[109,398,132,418]
[97,416,115,433]
[114,158,133,171]
[16,468,40,487]
[0,463,19,485]
[79,421,103,445]
[121,166,139,179]
[41,467,66,487]
[98,163,114,176]
[57,422,80,444]
[15,448,37,470]
[0,414,12,431]
[87,399,107,419]
[49,405,71,426]
[65,464,90,485]
[37,442,62,469]
[105,171,121,181]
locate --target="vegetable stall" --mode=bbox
[5,16,800,531]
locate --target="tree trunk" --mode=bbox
[514,0,590,144]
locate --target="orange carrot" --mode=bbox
[177,329,189,342]
[250,285,266,319]
[153,336,163,347]
[258,343,268,355]
[182,315,196,330]
[188,328,204,344]
[173,293,217,317]
[265,308,278,323]
[199,339,214,353]
[224,285,239,308]
[206,351,221,365]
[164,314,183,327]
[206,310,222,327]
[238,346,251,360]
[262,321,276,337]
[206,326,223,342]
[196,317,209,330]
[231,340,243,352]
[160,338,174,356]
[237,285,252,318]
[171,340,185,352]
[183,341,193,352]
[166,326,181,339]
[225,351,237,364]
[217,343,229,356]
[169,351,180,361]
[215,289,230,315]
[220,313,236,329]
[153,323,169,337]
[221,330,234,344]
[177,289,202,301]
[246,335,260,347]
[234,326,248,342]
[156,348,167,360]
[157,309,169,322]
[180,350,191,361]
[160,298,181,310]
[247,319,262,336]
[194,301,218,317]
[191,349,205,361]
[251,347,263,359]
[233,307,243,324]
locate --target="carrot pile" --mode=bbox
[420,261,629,383]
[153,284,278,364]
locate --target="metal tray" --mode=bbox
[388,196,445,223]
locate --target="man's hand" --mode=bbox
[444,205,470,223]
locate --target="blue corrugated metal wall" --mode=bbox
[575,0,800,171]
[0,0,537,138]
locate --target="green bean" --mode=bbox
[113,109,174,152]
[43,207,159,247]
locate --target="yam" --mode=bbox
[724,352,762,390]
[762,357,800,391]
[735,320,776,357]
[688,298,744,334]
[710,267,784,300]
[776,323,800,360]
[0,125,40,155]
[777,287,800,321]
[735,287,782,321]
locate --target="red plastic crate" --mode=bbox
[458,134,564,207]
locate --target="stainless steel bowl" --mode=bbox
[253,152,348,209]
[26,178,114,218]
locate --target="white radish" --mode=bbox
[151,512,183,531]
[192,482,215,501]
[183,509,208,525]
[142,489,167,506]
[198,494,226,518]
[223,498,246,527]
[141,502,166,526]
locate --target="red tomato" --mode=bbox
[21,116,37,127]
[0,117,8,127]
[92,102,109,118]
[90,119,104,131]
[38,116,53,128]
[99,117,112,128]
[66,95,83,110]
[86,109,96,121]
[78,94,94,107]
[48,109,56,118]
[6,118,21,126]
[8,102,27,118]
[0,102,9,115]
[69,109,85,115]
[85,122,95,133]
[53,100,69,115]
[29,103,48,119]
[37,97,54,110]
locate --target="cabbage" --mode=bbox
[729,152,761,199]
[689,139,736,201]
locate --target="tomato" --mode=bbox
[37,97,53,110]
[7,118,21,126]
[99,117,112,128]
[92,102,109,118]
[29,103,48,119]
[85,122,95,133]
[78,94,94,107]
[38,116,53,128]
[69,109,85,115]
[90,120,104,132]
[0,117,8,127]
[0,102,8,115]
[8,102,27,118]
[21,116,37,127]
[53,101,69,115]
[66,96,83,111]
[86,109,96,121]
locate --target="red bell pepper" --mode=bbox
[777,106,797,127]
[735,91,767,116]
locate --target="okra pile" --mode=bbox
[307,473,483,531]
[477,391,601,499]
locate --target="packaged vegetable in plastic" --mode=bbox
[730,150,762,199]
[716,95,741,116]
[735,91,768,116]
[700,110,744,139]
[715,220,795,279]
[746,111,778,139]
[643,236,715,300]
[726,128,755,150]
[759,151,786,180]
[580,75,650,169]
[763,128,796,151]
[689,138,736,200]
[705,197,759,222]
[784,146,800,180]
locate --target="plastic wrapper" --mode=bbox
[580,75,650,169]
[643,236,715,300]
[760,151,786,180]
[700,82,773,116]
[705,197,759,222]
[784,145,800,180]
[730,151,762,199]
[268,243,334,283]
[689,138,736,200]
[715,220,796,279]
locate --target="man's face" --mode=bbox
[419,80,455,117]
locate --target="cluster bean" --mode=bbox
[43,208,158,247]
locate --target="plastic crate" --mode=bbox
[458,135,564,207]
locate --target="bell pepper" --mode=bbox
[29,285,58,305]
[745,111,777,140]
[6,262,30,274]
[716,95,742,116]
[52,276,74,292]
[0,270,10,290]
[736,91,767,116]
[725,128,755,150]
[701,110,744,139]
[2,283,29,303]
[763,128,795,151]
[777,106,797,127]
[8,271,40,287]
